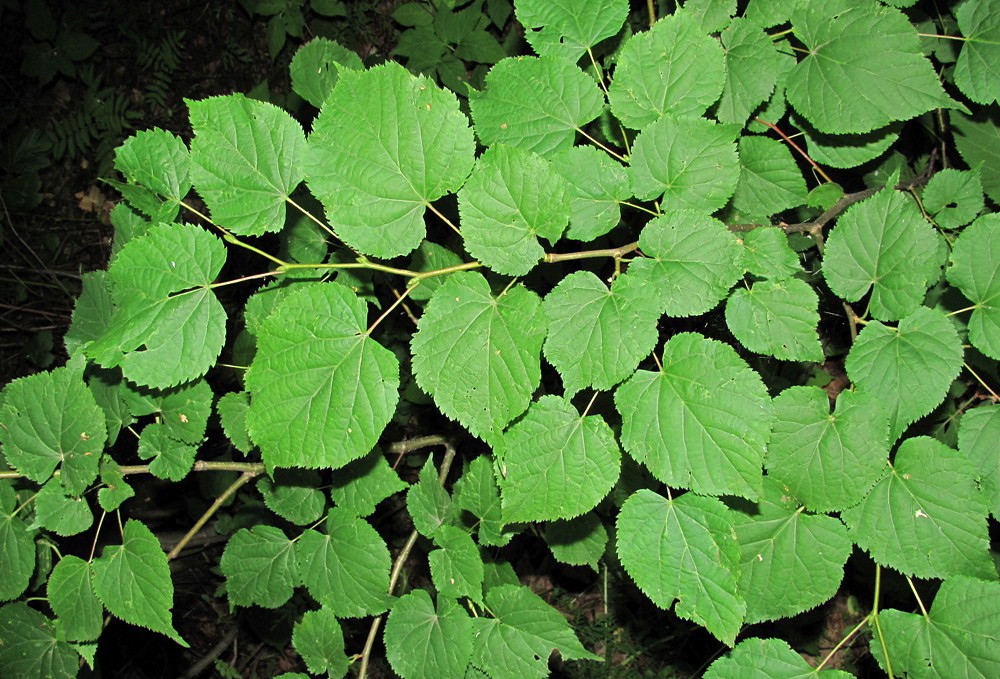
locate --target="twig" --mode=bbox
[166,470,260,561]
[180,624,239,678]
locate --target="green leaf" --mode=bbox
[289,37,362,108]
[0,481,34,601]
[407,457,457,539]
[608,11,725,129]
[947,213,1000,360]
[150,378,213,444]
[385,590,474,679]
[630,116,741,212]
[499,395,620,522]
[549,146,630,242]
[823,187,943,321]
[412,272,545,444]
[407,240,464,302]
[48,555,102,642]
[875,576,1000,678]
[795,117,902,169]
[65,271,114,357]
[786,0,961,134]
[216,391,253,453]
[393,2,433,27]
[737,227,801,281]
[958,404,1000,518]
[806,182,844,210]
[245,283,400,469]
[93,519,187,646]
[705,637,854,678]
[137,423,196,481]
[0,362,106,493]
[31,480,93,537]
[544,512,607,571]
[542,271,659,396]
[292,607,348,678]
[85,222,228,388]
[734,478,853,623]
[617,490,745,645]
[305,62,475,258]
[471,584,599,678]
[328,448,408,517]
[732,136,807,217]
[622,210,743,317]
[724,278,824,362]
[454,454,510,547]
[515,0,628,61]
[97,459,134,513]
[922,168,984,229]
[717,18,782,125]
[113,128,190,223]
[951,110,1000,204]
[295,510,391,617]
[257,469,325,525]
[684,0,736,33]
[429,525,484,604]
[458,144,568,276]
[0,603,79,677]
[616,333,772,498]
[954,0,1000,105]
[470,56,605,157]
[766,388,888,511]
[841,436,993,580]
[188,94,306,236]
[845,307,964,440]
[220,525,298,609]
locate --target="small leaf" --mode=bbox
[93,519,187,646]
[731,135,807,217]
[412,272,545,444]
[515,0,628,61]
[845,307,964,440]
[137,423,196,481]
[615,333,772,499]
[31,479,93,537]
[717,18,781,125]
[407,241,464,302]
[922,168,984,228]
[0,481,34,601]
[305,62,475,258]
[294,510,391,617]
[737,227,801,281]
[544,512,607,571]
[454,454,510,547]
[823,186,943,321]
[328,449,408,517]
[947,213,1000,360]
[549,146,630,242]
[289,37,362,108]
[841,436,993,580]
[0,603,79,677]
[407,458,457,539]
[245,283,400,469]
[48,555,103,642]
[385,590,474,679]
[113,128,190,223]
[724,278,824,362]
[220,525,298,609]
[958,404,1000,518]
[705,637,854,678]
[458,144,568,276]
[65,271,115,357]
[617,490,745,645]
[216,391,253,453]
[97,459,134,513]
[622,210,743,317]
[188,94,306,236]
[292,608,347,678]
[608,11,725,129]
[257,469,325,525]
[429,525,484,604]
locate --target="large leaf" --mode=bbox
[766,387,888,512]
[717,18,782,124]
[92,519,186,646]
[384,590,474,679]
[470,56,605,157]
[608,11,725,129]
[786,0,960,134]
[514,0,628,61]
[411,272,545,444]
[0,603,79,678]
[845,307,963,440]
[304,61,475,258]
[841,437,993,580]
[245,283,399,469]
[947,213,1000,360]
[85,222,228,388]
[499,395,620,522]
[458,144,568,276]
[954,0,1000,105]
[188,94,306,235]
[219,525,298,609]
[47,555,103,642]
[724,278,823,362]
[615,333,772,499]
[733,478,853,623]
[958,404,1000,518]
[0,482,34,601]
[705,637,854,678]
[823,186,943,321]
[542,271,659,396]
[617,490,745,645]
[874,577,1000,678]
[621,210,743,318]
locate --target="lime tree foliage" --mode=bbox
[2,0,1000,676]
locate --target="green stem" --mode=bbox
[754,118,834,184]
[814,615,870,672]
[576,127,628,162]
[545,241,639,263]
[905,577,930,620]
[286,196,338,239]
[425,201,461,235]
[871,565,895,678]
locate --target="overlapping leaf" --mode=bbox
[220,525,298,609]
[515,0,628,61]
[304,62,475,258]
[954,0,1000,105]
[328,448,408,518]
[544,512,607,571]
[951,111,1000,204]
[717,18,781,124]
[385,590,474,679]
[411,272,545,444]
[0,482,34,601]
[289,36,362,108]
[549,146,630,241]
[257,469,325,525]
[731,135,807,217]
[245,283,399,469]
[725,278,823,362]
[85,222,228,388]
[615,333,772,499]
[113,128,190,223]
[617,490,745,645]
[137,423,196,481]
[292,607,348,678]
[737,227,801,281]
[841,436,993,580]
[406,458,457,539]
[454,454,509,547]
[705,637,854,678]
[188,94,306,235]
[499,395,620,522]
[47,555,102,641]
[947,213,1000,360]
[958,404,1000,518]
[429,525,484,604]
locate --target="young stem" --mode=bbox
[285,196,338,239]
[545,242,639,264]
[753,118,834,185]
[366,285,414,335]
[425,201,461,235]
